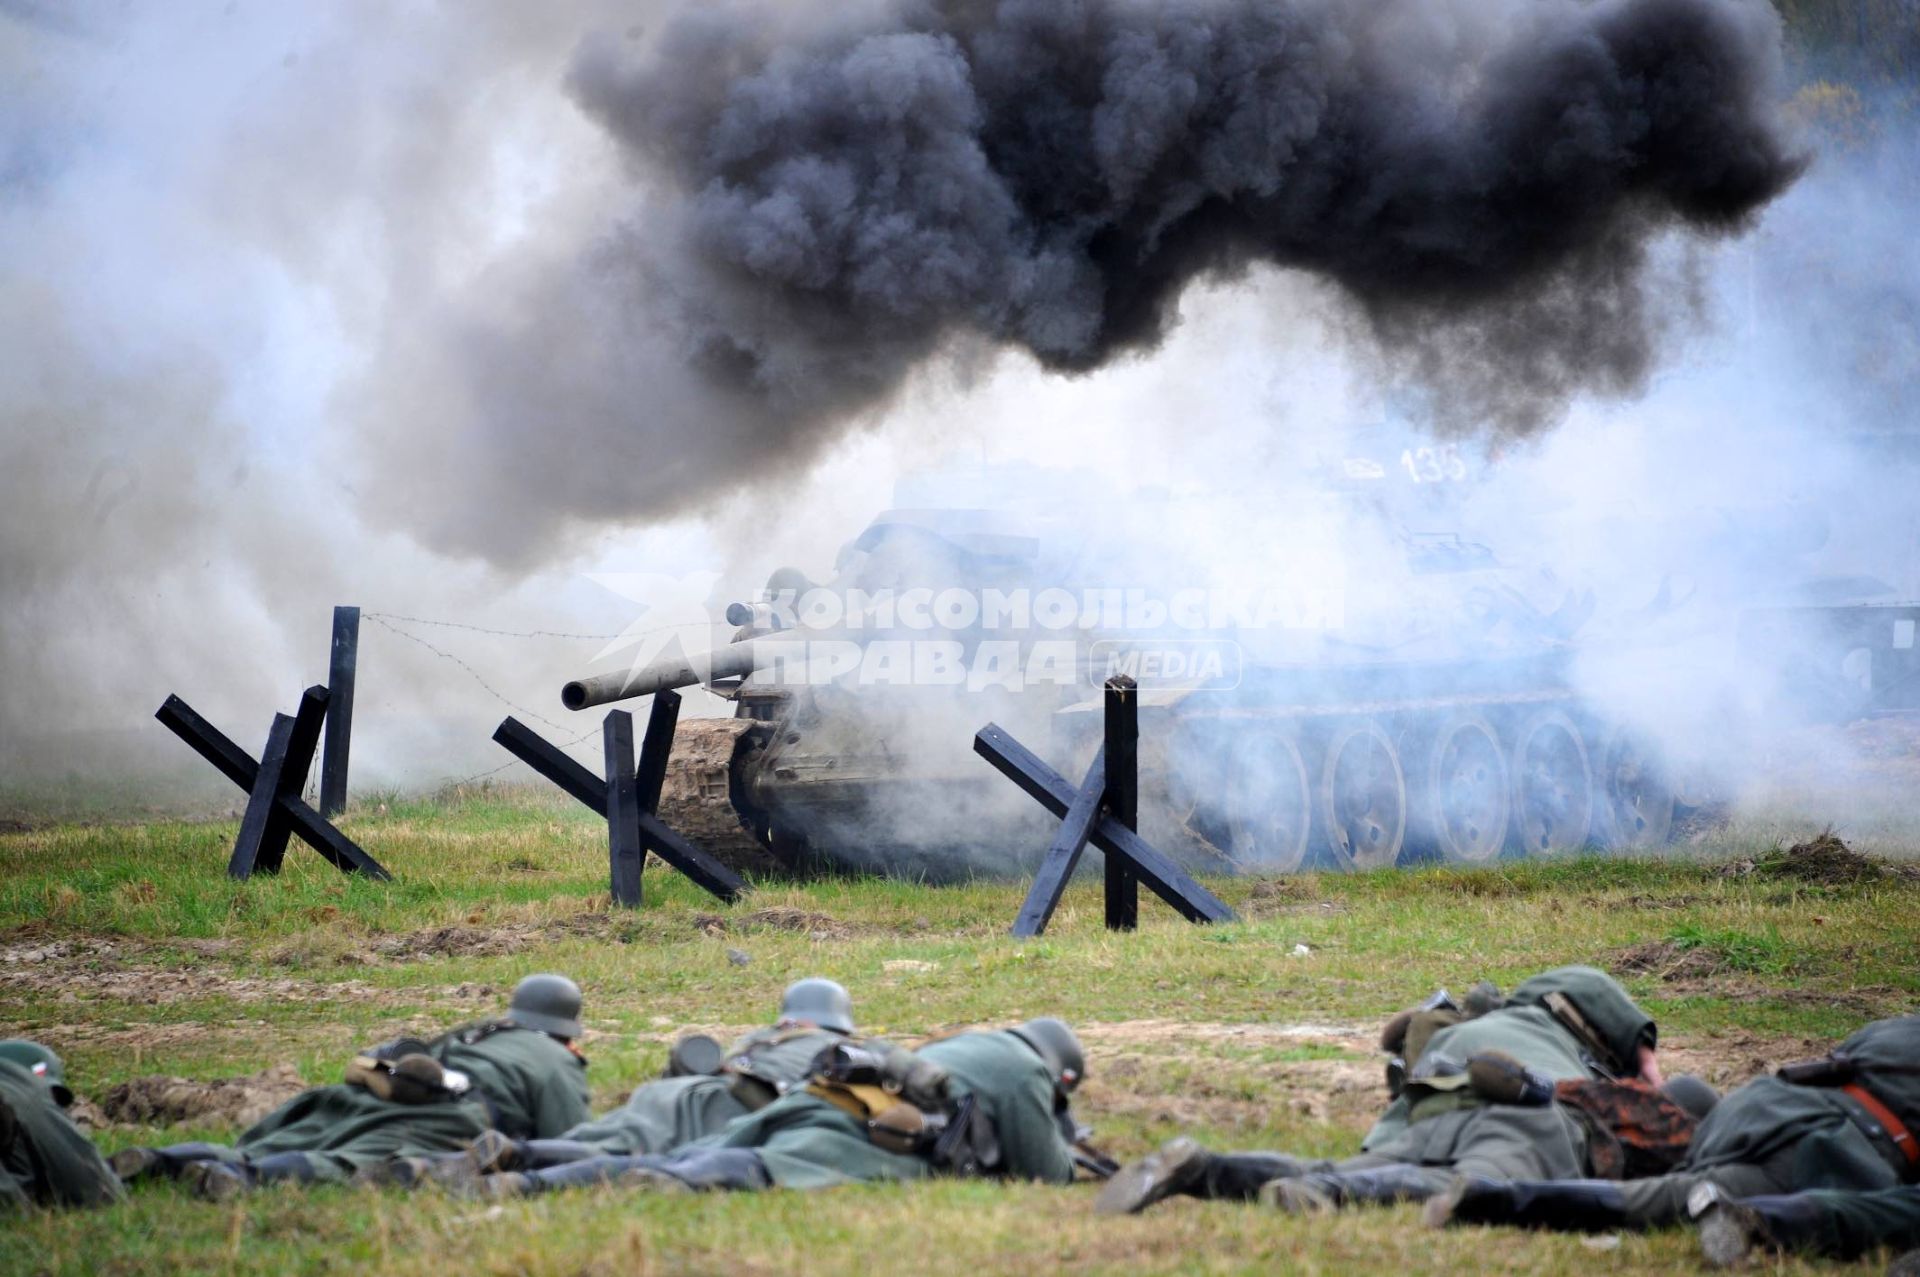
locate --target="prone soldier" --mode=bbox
[110,974,591,1198]
[373,976,857,1185]
[0,1040,123,1210]
[477,1017,1084,1196]
[1096,966,1699,1215]
[1428,1011,1920,1234]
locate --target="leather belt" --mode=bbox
[1842,1082,1919,1171]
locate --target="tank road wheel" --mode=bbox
[1419,712,1511,863]
[1226,730,1314,873]
[1507,709,1594,857]
[1319,720,1407,870]
[1596,729,1676,850]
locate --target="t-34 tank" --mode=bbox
[1141,530,1678,874]
[558,498,1685,882]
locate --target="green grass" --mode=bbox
[1,786,1916,1273]
[1665,922,1795,975]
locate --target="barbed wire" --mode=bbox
[362,611,629,642]
[358,609,725,790]
[438,723,604,790]
[361,613,575,732]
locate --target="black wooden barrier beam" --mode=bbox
[491,693,745,905]
[320,605,359,818]
[1008,749,1105,938]
[978,677,1234,937]
[156,687,391,881]
[230,687,324,877]
[1104,677,1140,931]
[603,711,645,907]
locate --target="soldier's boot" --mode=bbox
[110,1142,236,1184]
[182,1162,254,1202]
[514,1139,604,1170]
[1095,1138,1309,1215]
[474,1171,534,1200]
[1423,1175,1628,1232]
[468,1155,642,1198]
[1692,1189,1831,1267]
[352,1157,438,1189]
[625,1149,771,1193]
[189,1152,320,1201]
[251,1152,322,1187]
[1262,1166,1441,1214]
[361,1130,598,1191]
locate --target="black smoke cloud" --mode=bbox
[356,0,1805,563]
[569,0,1803,434]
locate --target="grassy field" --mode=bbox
[0,786,1916,1275]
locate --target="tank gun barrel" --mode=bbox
[562,640,764,710]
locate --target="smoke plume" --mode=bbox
[358,0,1808,563]
[582,0,1801,427]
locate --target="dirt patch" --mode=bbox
[1656,1030,1829,1092]
[1077,1020,1375,1052]
[1685,982,1907,1018]
[366,912,639,960]
[1085,1055,1383,1142]
[0,934,236,966]
[1611,940,1903,1019]
[1611,939,1736,981]
[1583,894,1703,912]
[0,964,391,1008]
[692,907,857,940]
[1748,831,1915,885]
[372,925,530,959]
[0,934,402,1010]
[92,1063,306,1129]
[1240,880,1344,921]
[1074,1020,1384,1145]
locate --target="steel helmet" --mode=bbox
[1009,1018,1085,1092]
[0,1039,72,1106]
[666,1033,725,1078]
[779,978,854,1035]
[507,974,584,1040]
[1662,1074,1721,1120]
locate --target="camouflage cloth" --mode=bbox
[1554,1077,1699,1179]
[0,1059,122,1210]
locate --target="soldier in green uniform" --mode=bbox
[0,1040,123,1210]
[1692,1182,1920,1267]
[1097,966,1663,1215]
[1428,1011,1920,1234]
[110,974,591,1199]
[479,1017,1083,1195]
[375,977,857,1184]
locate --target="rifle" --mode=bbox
[1058,1108,1119,1179]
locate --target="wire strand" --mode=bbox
[437,723,604,790]
[361,611,630,642]
[361,613,574,732]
